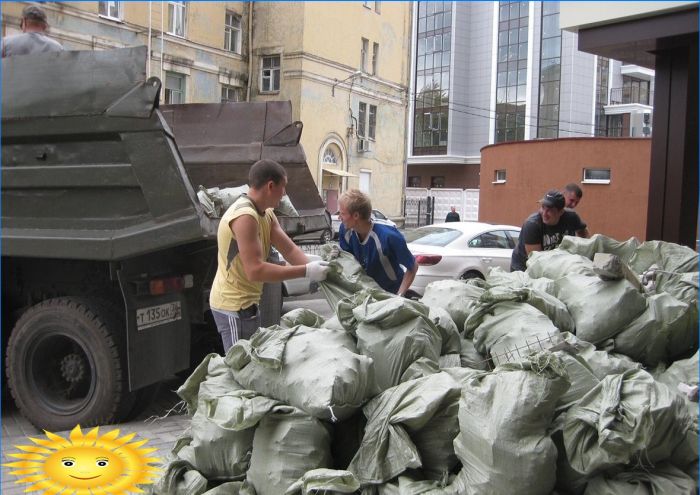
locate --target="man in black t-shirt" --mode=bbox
[510,190,588,271]
[445,206,460,222]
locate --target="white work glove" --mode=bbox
[329,244,341,260]
[305,260,331,282]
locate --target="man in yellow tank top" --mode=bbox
[210,159,330,352]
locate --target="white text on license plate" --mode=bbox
[136,301,182,330]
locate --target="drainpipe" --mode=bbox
[246,3,254,101]
[147,2,152,78]
[160,0,164,93]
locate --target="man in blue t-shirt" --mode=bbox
[337,189,417,295]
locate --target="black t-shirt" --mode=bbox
[510,210,587,271]
[445,211,460,222]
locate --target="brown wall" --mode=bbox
[406,164,480,189]
[479,138,652,241]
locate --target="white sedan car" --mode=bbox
[405,222,521,295]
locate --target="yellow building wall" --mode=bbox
[251,1,411,218]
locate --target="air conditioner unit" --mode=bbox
[357,138,369,152]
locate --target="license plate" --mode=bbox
[136,301,182,330]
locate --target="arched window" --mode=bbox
[322,147,338,166]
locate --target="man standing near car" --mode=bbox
[337,189,417,296]
[210,159,330,352]
[510,190,588,272]
[562,182,591,237]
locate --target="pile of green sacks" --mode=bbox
[153,235,698,495]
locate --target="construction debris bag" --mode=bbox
[154,460,208,495]
[226,325,374,421]
[197,185,298,218]
[335,288,393,336]
[453,352,570,495]
[613,292,695,366]
[550,332,640,411]
[554,274,646,344]
[563,368,692,476]
[486,266,557,295]
[318,244,383,310]
[465,285,574,336]
[458,338,489,370]
[280,307,326,328]
[583,463,696,495]
[177,386,281,481]
[348,372,463,485]
[372,470,449,495]
[285,469,360,495]
[246,405,332,495]
[527,249,596,279]
[428,306,462,355]
[176,353,236,414]
[352,296,443,392]
[558,234,641,263]
[420,279,484,331]
[654,351,699,411]
[628,240,698,275]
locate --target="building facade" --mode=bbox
[406,1,655,190]
[1,1,411,218]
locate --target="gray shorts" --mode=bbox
[211,305,261,354]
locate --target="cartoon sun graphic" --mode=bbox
[3,424,160,495]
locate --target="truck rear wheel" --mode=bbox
[6,297,129,431]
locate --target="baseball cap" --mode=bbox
[22,5,48,24]
[539,190,565,209]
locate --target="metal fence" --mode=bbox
[404,196,434,229]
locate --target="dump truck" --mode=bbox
[1,46,330,431]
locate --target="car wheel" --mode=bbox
[319,229,333,244]
[6,297,130,431]
[460,270,484,280]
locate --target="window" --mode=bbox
[583,168,611,184]
[260,55,280,92]
[495,0,530,143]
[408,176,421,187]
[594,57,610,136]
[368,105,376,139]
[607,114,623,137]
[361,38,369,73]
[99,1,122,20]
[357,102,377,140]
[372,42,379,75]
[224,11,241,53]
[537,2,561,139]
[164,72,185,104]
[359,170,371,194]
[167,1,186,37]
[469,231,511,249]
[221,85,243,103]
[413,0,451,155]
[323,148,338,166]
[430,176,445,188]
[493,169,507,183]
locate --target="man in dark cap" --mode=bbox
[510,190,588,271]
[2,4,63,57]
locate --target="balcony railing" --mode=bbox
[609,87,653,106]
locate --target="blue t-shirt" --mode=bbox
[339,221,416,294]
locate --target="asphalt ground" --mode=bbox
[1,294,333,495]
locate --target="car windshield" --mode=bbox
[404,227,461,246]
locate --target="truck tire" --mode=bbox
[6,297,130,431]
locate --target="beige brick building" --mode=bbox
[1,1,412,218]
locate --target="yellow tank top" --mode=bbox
[209,195,276,312]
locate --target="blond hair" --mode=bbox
[339,189,372,220]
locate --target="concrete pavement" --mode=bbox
[1,295,333,495]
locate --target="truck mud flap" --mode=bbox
[118,272,191,391]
